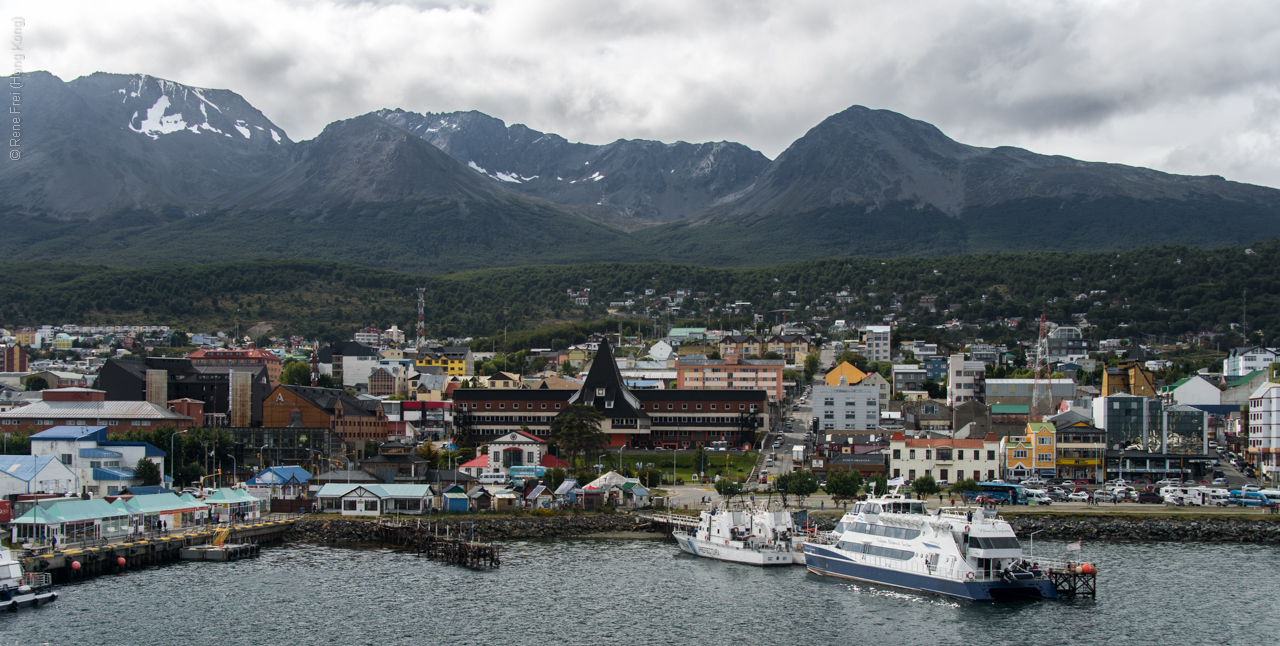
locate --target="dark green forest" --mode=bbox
[1,240,1277,346]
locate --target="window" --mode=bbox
[936,449,952,461]
[909,449,915,460]
[1013,450,1028,459]
[696,405,702,410]
[866,412,876,420]
[845,412,856,419]
[940,469,948,481]
[925,450,931,460]
[987,450,995,461]
[682,404,688,410]
[541,403,546,409]
[893,449,900,459]
[343,499,358,511]
[61,454,72,466]
[555,404,561,409]
[597,388,606,397]
[486,403,491,409]
[956,450,964,460]
[668,404,674,409]
[499,403,505,409]
[1037,453,1053,462]
[824,413,834,419]
[908,469,916,479]
[867,399,876,407]
[710,404,716,410]
[893,468,900,478]
[1038,436,1052,445]
[527,403,533,409]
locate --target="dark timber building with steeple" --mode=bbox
[454,339,768,449]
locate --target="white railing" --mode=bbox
[23,572,53,589]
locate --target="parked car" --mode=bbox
[1073,486,1091,493]
[1136,491,1163,504]
[1048,491,1069,502]
[1067,491,1091,502]
[1244,484,1262,492]
[1156,479,1177,486]
[1073,479,1090,485]
[1213,477,1230,485]
[1093,491,1116,503]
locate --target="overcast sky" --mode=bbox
[23,0,1280,187]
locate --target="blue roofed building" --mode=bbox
[245,466,312,499]
[28,426,167,496]
[0,455,78,496]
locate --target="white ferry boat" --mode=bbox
[673,503,806,566]
[803,493,1064,600]
[0,546,57,610]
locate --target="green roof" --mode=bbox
[1227,369,1266,389]
[991,404,1030,414]
[13,499,127,525]
[202,488,259,504]
[113,492,206,514]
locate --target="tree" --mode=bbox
[825,470,863,502]
[866,475,889,497]
[414,442,441,468]
[316,373,337,389]
[778,469,819,505]
[762,351,783,361]
[949,478,981,497]
[549,404,608,470]
[804,352,820,380]
[707,349,722,360]
[545,467,567,491]
[715,477,743,501]
[638,467,663,488]
[280,361,312,386]
[363,440,381,458]
[24,375,48,391]
[692,445,707,480]
[911,474,941,498]
[133,457,162,486]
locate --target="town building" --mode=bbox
[825,362,868,387]
[455,339,766,449]
[11,497,131,546]
[414,344,474,377]
[1246,364,1280,480]
[0,455,78,496]
[1160,375,1222,407]
[315,483,436,516]
[353,326,383,347]
[888,431,1000,483]
[244,465,312,499]
[0,388,195,435]
[812,385,880,434]
[860,372,891,411]
[1092,394,1163,450]
[1102,361,1157,397]
[97,356,268,427]
[358,440,431,483]
[765,334,811,363]
[1225,346,1280,379]
[1039,326,1090,364]
[984,378,1077,410]
[1053,421,1106,483]
[1001,422,1056,481]
[860,326,892,363]
[922,356,947,382]
[946,355,987,407]
[457,430,571,478]
[27,425,167,496]
[260,384,389,457]
[718,335,763,359]
[891,364,927,396]
[318,342,381,388]
[676,355,785,401]
[186,347,283,388]
[0,344,28,373]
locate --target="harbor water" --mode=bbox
[11,538,1279,646]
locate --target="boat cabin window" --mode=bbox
[885,501,927,514]
[838,541,914,561]
[865,504,881,514]
[849,522,921,541]
[967,535,1021,550]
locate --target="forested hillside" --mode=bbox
[2,241,1276,345]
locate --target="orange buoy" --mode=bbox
[70,560,81,571]
[1080,563,1095,574]
[117,557,127,567]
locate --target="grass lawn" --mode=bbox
[618,451,759,484]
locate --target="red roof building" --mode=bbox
[186,348,283,387]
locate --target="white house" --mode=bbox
[315,483,434,516]
[0,455,78,497]
[888,431,1001,484]
[812,384,880,433]
[28,426,166,496]
[1224,347,1279,379]
[1162,375,1222,407]
[947,355,987,407]
[1248,378,1280,481]
[648,340,675,361]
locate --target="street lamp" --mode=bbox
[170,429,189,487]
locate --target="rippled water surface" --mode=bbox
[11,538,1280,646]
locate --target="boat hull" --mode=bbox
[0,590,58,611]
[673,532,796,567]
[803,544,1058,601]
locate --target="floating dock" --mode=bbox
[180,543,260,562]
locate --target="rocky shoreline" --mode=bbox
[1005,515,1280,543]
[288,514,657,545]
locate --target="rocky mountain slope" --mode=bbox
[376,108,769,227]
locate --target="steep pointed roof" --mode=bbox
[567,338,646,420]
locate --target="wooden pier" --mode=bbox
[1048,566,1097,598]
[375,520,500,570]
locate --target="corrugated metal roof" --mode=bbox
[11,401,192,421]
[13,498,127,525]
[114,492,206,514]
[101,442,166,457]
[202,488,259,503]
[0,455,61,482]
[991,404,1031,414]
[315,483,362,498]
[246,466,313,486]
[372,484,433,498]
[30,426,109,440]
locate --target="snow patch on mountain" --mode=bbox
[130,95,188,139]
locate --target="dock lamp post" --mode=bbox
[170,429,189,487]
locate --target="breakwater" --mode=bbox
[288,514,656,545]
[1005,514,1280,543]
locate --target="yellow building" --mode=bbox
[1002,422,1056,481]
[825,362,869,387]
[1102,362,1157,397]
[414,345,473,377]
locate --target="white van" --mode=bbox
[478,473,509,485]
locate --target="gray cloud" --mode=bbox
[22,0,1280,186]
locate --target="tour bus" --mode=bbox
[1228,490,1277,508]
[974,482,1029,505]
[508,466,547,484]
